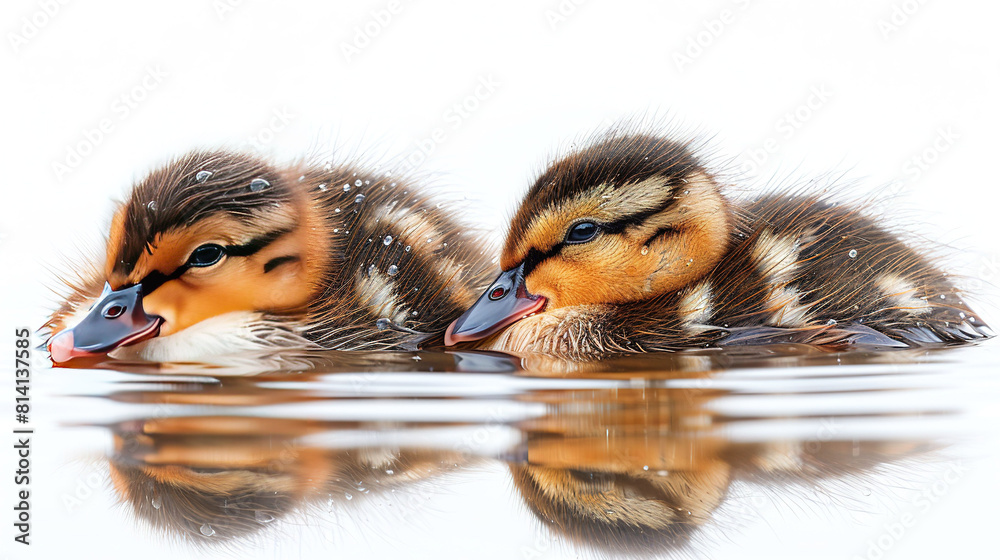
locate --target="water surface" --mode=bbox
[21,344,1000,559]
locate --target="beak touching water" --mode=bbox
[47,283,163,363]
[445,263,547,346]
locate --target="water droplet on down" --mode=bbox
[195,170,212,182]
[255,511,275,524]
[250,178,269,192]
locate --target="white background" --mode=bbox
[3,0,1000,559]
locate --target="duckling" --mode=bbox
[45,150,494,363]
[446,128,993,359]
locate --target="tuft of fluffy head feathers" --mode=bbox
[507,132,704,247]
[115,151,293,276]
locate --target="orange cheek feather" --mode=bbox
[141,277,256,335]
[526,237,658,308]
[141,260,313,336]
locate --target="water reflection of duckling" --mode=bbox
[510,387,934,556]
[108,415,465,543]
[91,373,944,555]
[447,127,993,358]
[45,150,494,363]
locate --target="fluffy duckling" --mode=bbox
[46,150,494,363]
[446,129,993,359]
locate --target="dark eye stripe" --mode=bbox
[522,245,561,277]
[523,223,599,276]
[641,226,680,247]
[129,227,294,295]
[521,191,678,275]
[263,255,300,273]
[603,193,678,234]
[225,227,294,257]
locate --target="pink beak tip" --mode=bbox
[444,321,459,347]
[47,330,76,363]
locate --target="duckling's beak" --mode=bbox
[445,263,546,346]
[47,282,163,363]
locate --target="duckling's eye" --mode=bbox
[187,244,226,267]
[566,221,599,244]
